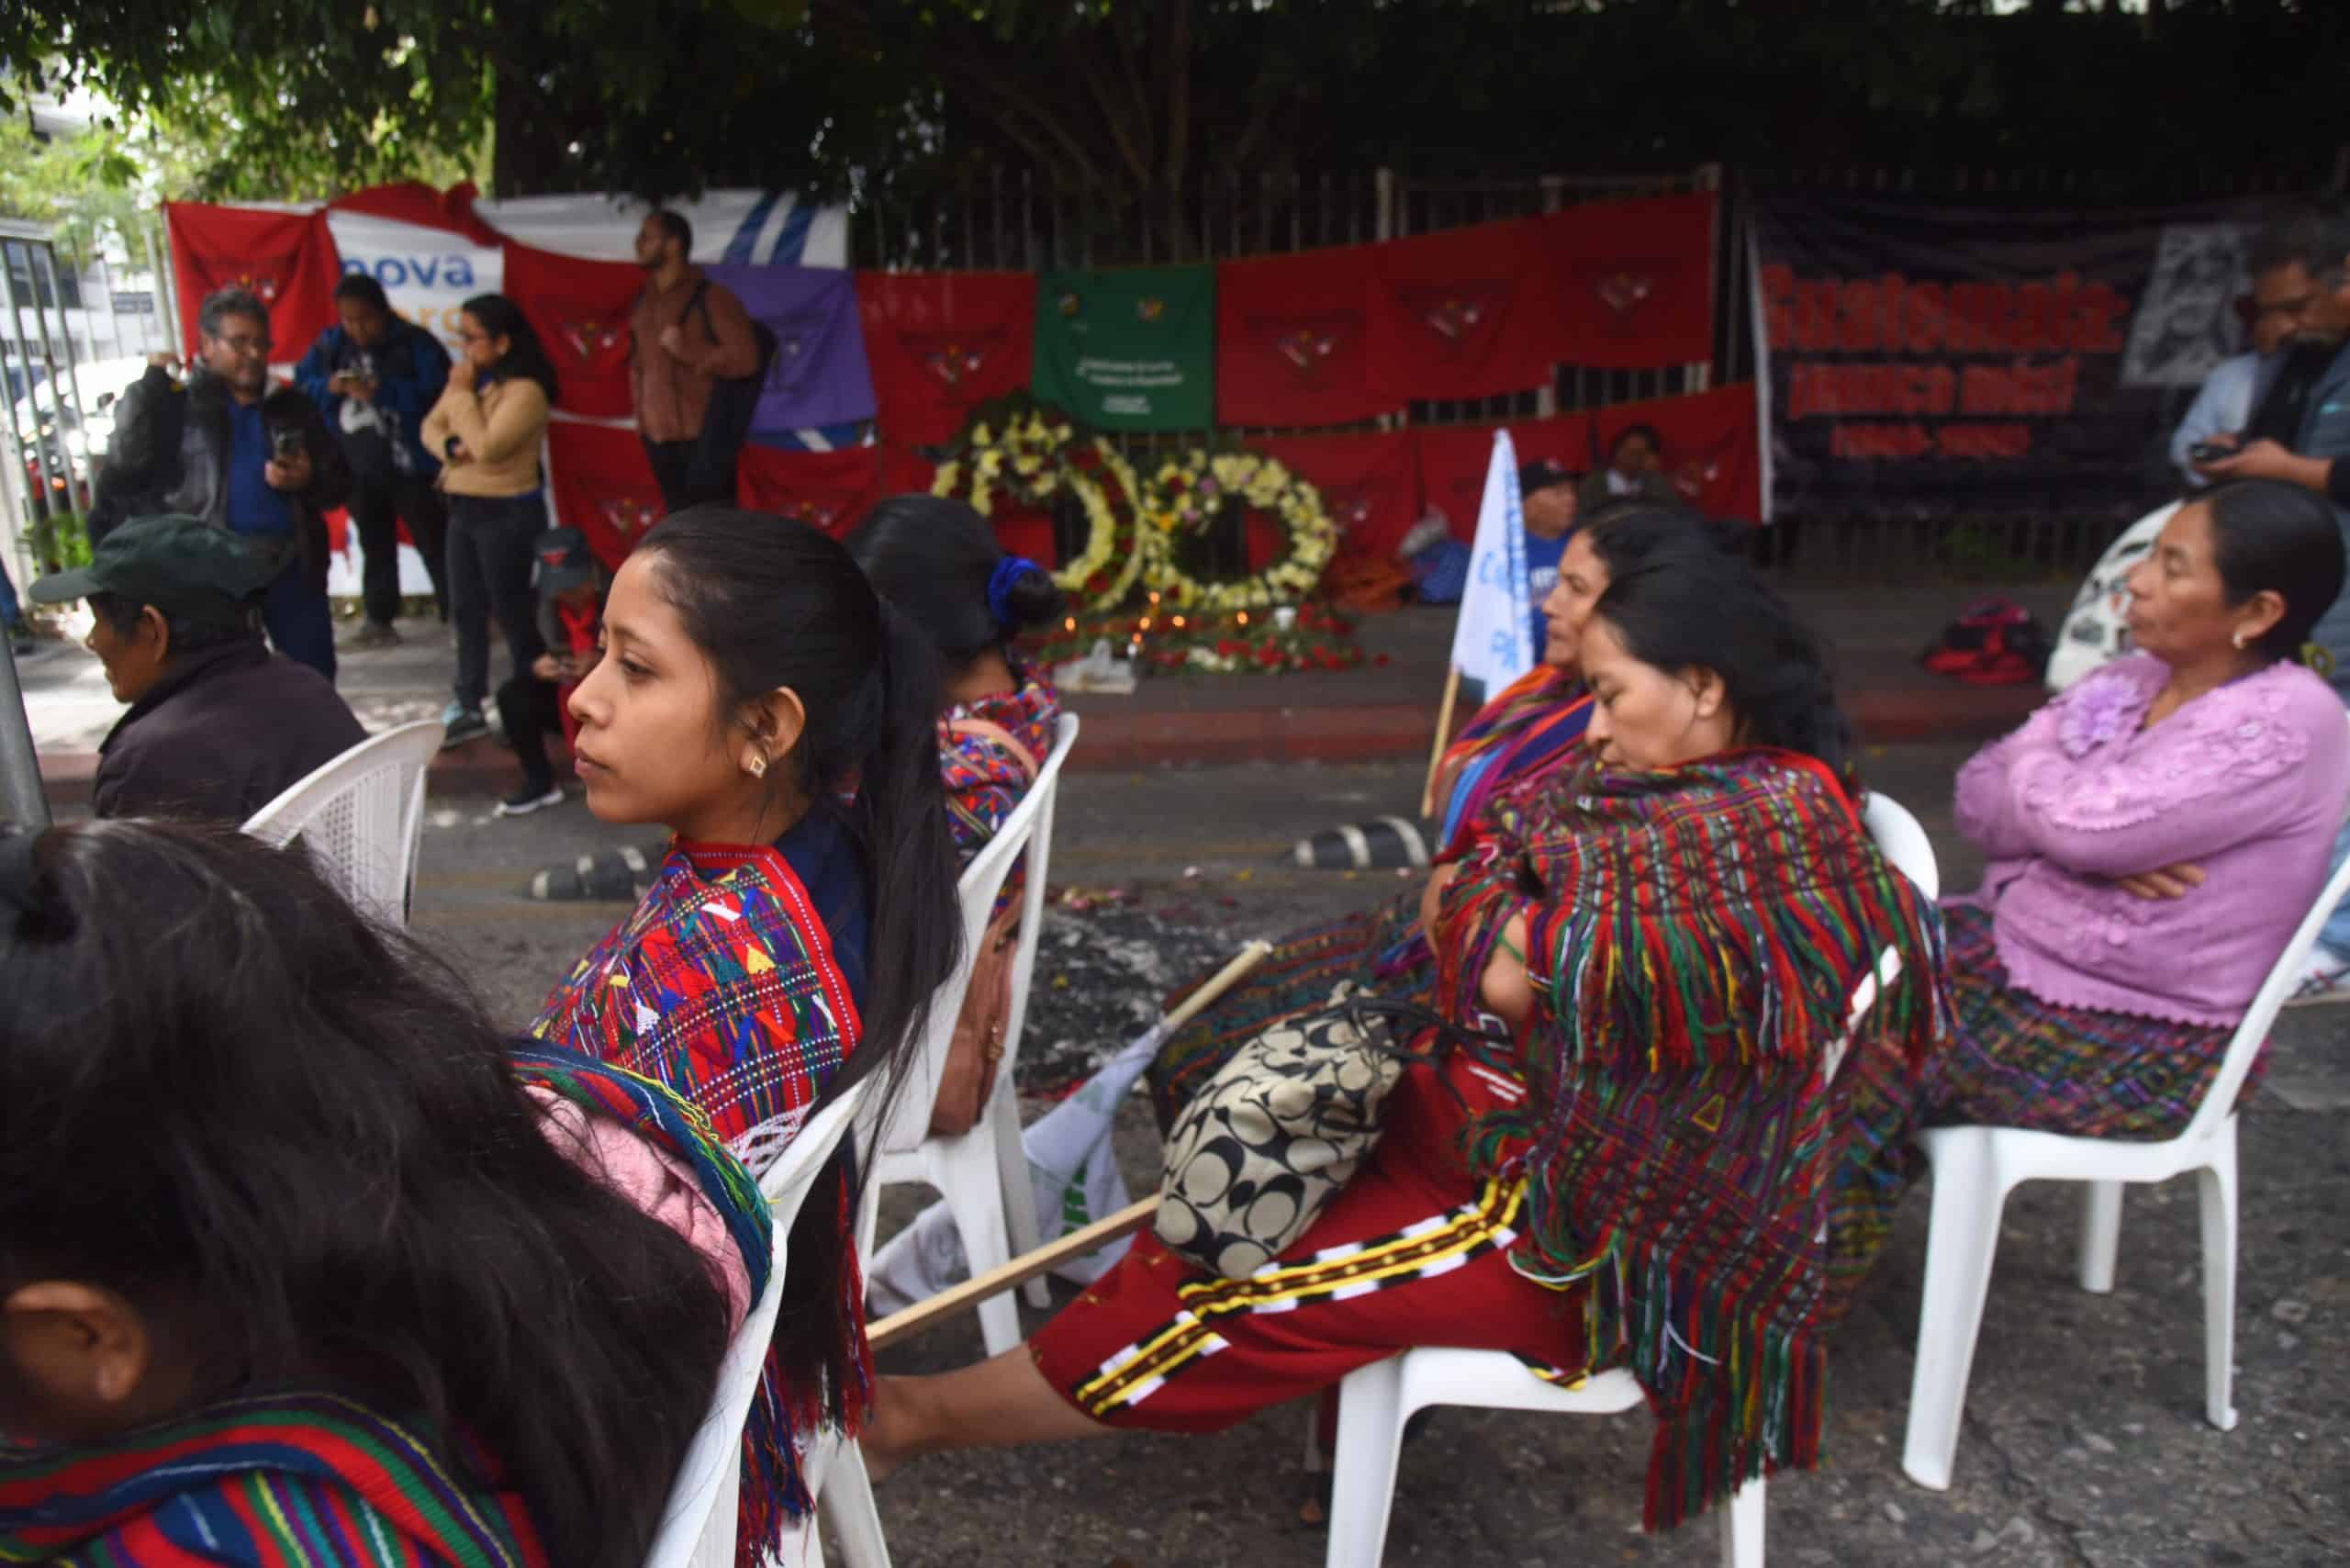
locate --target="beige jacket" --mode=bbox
[421,376,551,498]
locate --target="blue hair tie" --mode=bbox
[986,555,1044,633]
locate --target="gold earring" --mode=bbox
[746,754,768,779]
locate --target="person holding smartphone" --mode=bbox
[87,286,352,680]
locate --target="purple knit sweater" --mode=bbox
[1954,654,2349,1025]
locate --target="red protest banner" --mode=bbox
[735,442,936,537]
[1215,248,1386,428]
[856,272,1035,445]
[504,243,643,420]
[1528,193,1718,370]
[1367,218,1556,404]
[1591,383,1763,522]
[1257,429,1424,561]
[163,204,341,362]
[547,420,664,567]
[1412,411,1596,542]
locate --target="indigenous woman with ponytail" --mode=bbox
[0,821,767,1568]
[1148,503,1746,1126]
[848,495,1066,1135]
[863,542,1951,1536]
[531,507,963,1533]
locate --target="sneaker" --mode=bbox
[496,783,565,817]
[2287,946,2350,1006]
[341,622,402,652]
[440,703,490,747]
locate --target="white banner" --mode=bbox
[1448,429,1533,692]
[323,212,506,354]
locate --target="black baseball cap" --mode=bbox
[1519,458,1575,495]
[29,514,274,626]
[532,527,598,596]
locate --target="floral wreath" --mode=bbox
[1135,448,1339,612]
[931,411,1146,611]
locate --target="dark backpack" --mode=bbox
[1920,597,2053,687]
[681,280,778,492]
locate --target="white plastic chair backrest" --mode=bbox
[240,720,442,926]
[2179,711,2350,1147]
[1861,790,1940,901]
[644,1074,873,1568]
[869,712,1080,1159]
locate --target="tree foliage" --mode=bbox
[6,1,2346,220]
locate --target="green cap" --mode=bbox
[31,514,278,627]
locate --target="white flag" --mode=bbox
[1447,429,1533,691]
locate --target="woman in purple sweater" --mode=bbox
[1934,479,2349,1138]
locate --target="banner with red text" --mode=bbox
[505,244,643,420]
[547,421,663,566]
[1753,196,2266,515]
[735,442,934,537]
[163,204,341,364]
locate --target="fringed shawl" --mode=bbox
[0,1394,544,1567]
[1436,748,1952,1530]
[528,841,869,1555]
[1435,665,1595,857]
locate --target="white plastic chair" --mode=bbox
[1901,768,2350,1490]
[1322,793,1941,1568]
[645,1077,875,1568]
[240,720,442,927]
[853,713,1079,1356]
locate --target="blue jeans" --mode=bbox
[262,563,337,683]
[0,554,22,631]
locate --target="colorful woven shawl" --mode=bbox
[527,840,868,1542]
[1434,665,1595,857]
[0,1394,543,1567]
[940,661,1061,871]
[1437,748,1952,1530]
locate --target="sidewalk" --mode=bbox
[16,580,2075,803]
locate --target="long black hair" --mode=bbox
[0,820,731,1568]
[459,292,561,404]
[634,508,963,1391]
[2199,479,2347,663]
[847,493,1065,671]
[1590,537,1855,784]
[1580,500,1753,579]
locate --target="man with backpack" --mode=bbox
[629,209,765,512]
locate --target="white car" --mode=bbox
[2046,501,2178,693]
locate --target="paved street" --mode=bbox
[401,748,2349,1568]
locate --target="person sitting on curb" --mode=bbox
[493,527,606,819]
[32,514,364,822]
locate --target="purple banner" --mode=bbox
[707,263,877,431]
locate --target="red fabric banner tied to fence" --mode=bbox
[734,442,935,537]
[1215,248,1386,429]
[1257,429,1424,562]
[505,243,643,420]
[163,204,341,362]
[1596,382,1762,522]
[1528,193,1718,370]
[547,420,663,567]
[1412,411,1595,543]
[856,273,1036,446]
[1367,218,1559,404]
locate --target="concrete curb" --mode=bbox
[34,683,2039,806]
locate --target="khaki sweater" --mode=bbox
[420,375,551,498]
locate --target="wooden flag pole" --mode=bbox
[865,938,1272,1354]
[869,1197,1158,1351]
[1418,663,1462,819]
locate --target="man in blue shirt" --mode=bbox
[1518,458,1580,659]
[90,287,351,680]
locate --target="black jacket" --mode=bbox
[90,365,354,589]
[95,638,367,823]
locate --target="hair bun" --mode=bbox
[987,556,1064,633]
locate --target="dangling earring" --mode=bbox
[745,753,768,779]
[2232,630,2248,651]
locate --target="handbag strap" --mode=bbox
[945,715,1041,782]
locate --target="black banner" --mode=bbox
[1754,196,2266,517]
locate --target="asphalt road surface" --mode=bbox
[410,748,2349,1568]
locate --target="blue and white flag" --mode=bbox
[1448,428,1533,692]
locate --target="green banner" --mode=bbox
[1031,265,1216,431]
